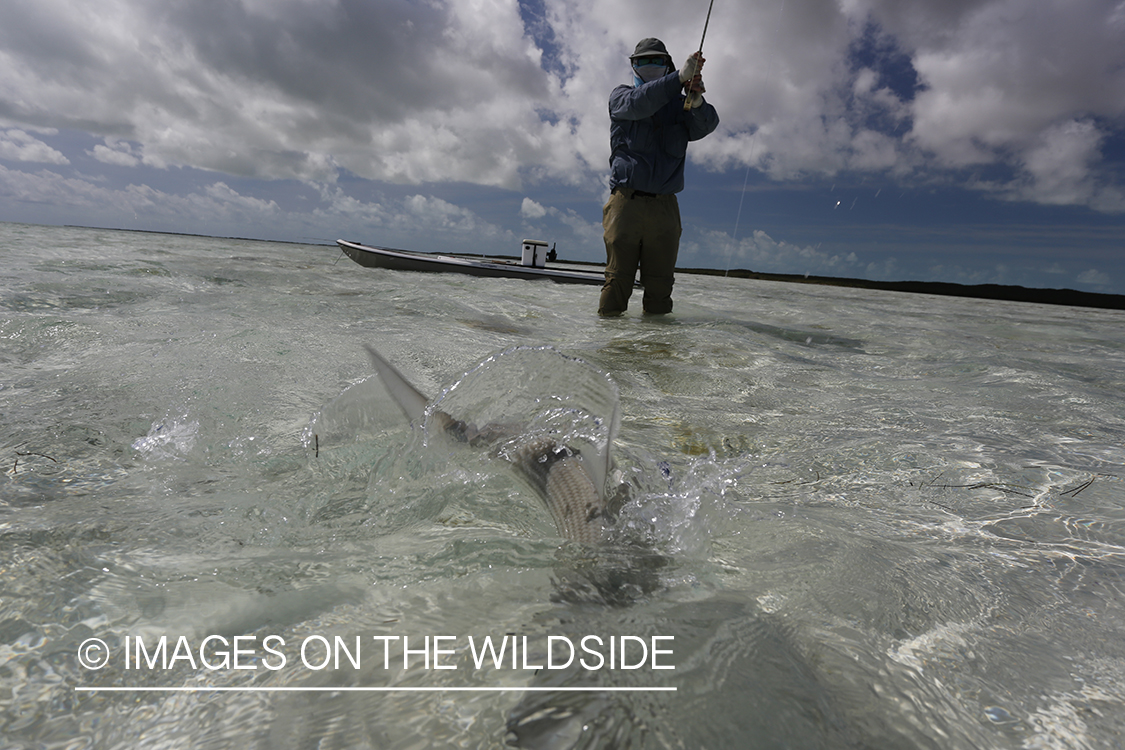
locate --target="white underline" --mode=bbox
[74,686,676,693]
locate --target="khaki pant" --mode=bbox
[599,188,682,316]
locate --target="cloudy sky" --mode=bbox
[2,0,1123,294]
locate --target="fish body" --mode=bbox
[502,437,608,546]
[364,345,614,546]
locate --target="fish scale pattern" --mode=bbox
[506,436,607,546]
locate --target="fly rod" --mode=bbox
[683,0,716,110]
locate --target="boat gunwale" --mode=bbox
[336,239,609,285]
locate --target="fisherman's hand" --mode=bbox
[684,74,706,107]
[678,52,705,83]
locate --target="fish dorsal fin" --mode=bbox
[363,345,430,424]
[589,398,620,502]
[427,345,620,500]
[369,345,620,504]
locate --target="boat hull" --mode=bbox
[337,240,607,286]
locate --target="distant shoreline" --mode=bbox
[55,223,1125,311]
[679,267,1125,312]
[478,255,1125,311]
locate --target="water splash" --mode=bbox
[131,416,199,460]
[427,346,620,489]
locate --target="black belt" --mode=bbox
[613,187,662,199]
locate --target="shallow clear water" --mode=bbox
[2,222,1124,749]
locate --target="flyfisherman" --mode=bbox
[598,38,719,317]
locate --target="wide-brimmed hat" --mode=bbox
[629,38,672,62]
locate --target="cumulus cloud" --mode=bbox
[1019,121,1105,203]
[0,0,1122,214]
[518,195,602,247]
[901,1,1124,153]
[553,207,603,246]
[89,138,141,167]
[204,182,281,215]
[1000,119,1125,210]
[520,197,548,219]
[1,0,564,187]
[1077,268,1113,289]
[0,162,279,226]
[964,119,1125,212]
[400,194,503,236]
[920,260,1117,291]
[0,128,69,164]
[694,228,862,277]
[312,184,510,243]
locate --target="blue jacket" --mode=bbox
[608,71,719,195]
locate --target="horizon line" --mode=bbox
[75,685,677,693]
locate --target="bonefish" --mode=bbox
[363,345,621,546]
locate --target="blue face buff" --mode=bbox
[633,63,667,86]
